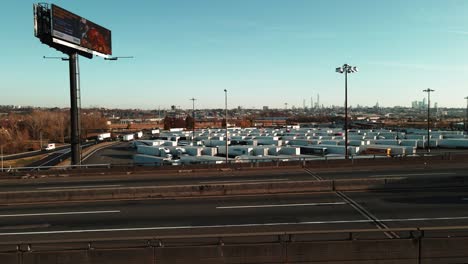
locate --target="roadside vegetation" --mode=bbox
[0,109,107,155]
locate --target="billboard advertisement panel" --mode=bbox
[51,4,112,56]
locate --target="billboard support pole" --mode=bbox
[69,52,81,166]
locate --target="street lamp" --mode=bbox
[224,89,228,164]
[465,96,468,133]
[104,56,134,61]
[423,89,435,152]
[190,98,196,145]
[335,64,358,159]
[0,145,3,173]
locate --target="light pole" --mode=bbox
[423,89,435,152]
[224,89,228,164]
[1,145,3,173]
[190,98,196,145]
[465,96,468,133]
[104,56,134,61]
[335,64,358,159]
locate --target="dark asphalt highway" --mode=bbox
[24,141,97,169]
[0,166,466,192]
[1,187,468,243]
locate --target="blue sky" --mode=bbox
[1,0,467,109]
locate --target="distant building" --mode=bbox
[263,106,269,111]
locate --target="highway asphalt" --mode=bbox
[1,187,468,243]
[0,166,466,192]
[24,141,97,169]
[82,141,135,165]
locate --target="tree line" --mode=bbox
[0,110,107,154]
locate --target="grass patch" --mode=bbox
[1,154,48,169]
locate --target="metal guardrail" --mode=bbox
[2,225,468,251]
[1,150,467,174]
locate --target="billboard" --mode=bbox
[51,4,112,56]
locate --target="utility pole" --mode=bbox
[465,96,468,133]
[423,88,435,152]
[1,145,3,173]
[39,131,43,150]
[190,98,196,145]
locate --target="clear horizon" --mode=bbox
[2,1,468,109]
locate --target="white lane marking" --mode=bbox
[200,179,289,184]
[37,185,122,190]
[372,172,456,177]
[2,215,468,236]
[0,210,120,218]
[217,202,346,209]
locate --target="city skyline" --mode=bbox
[1,0,468,109]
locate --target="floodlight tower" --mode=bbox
[335,64,358,159]
[423,88,435,151]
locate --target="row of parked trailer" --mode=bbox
[129,127,467,165]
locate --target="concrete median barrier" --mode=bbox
[421,237,468,262]
[333,178,388,191]
[12,239,423,264]
[0,253,19,264]
[22,248,154,264]
[155,244,283,264]
[0,180,333,204]
[287,239,418,263]
[2,175,468,205]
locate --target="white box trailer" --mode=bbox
[97,133,111,141]
[267,147,282,155]
[135,131,143,139]
[201,147,218,156]
[348,135,365,140]
[299,146,328,155]
[319,140,340,145]
[123,134,134,141]
[218,146,253,157]
[400,140,418,147]
[137,145,161,156]
[184,146,203,156]
[204,139,228,147]
[406,135,426,140]
[133,154,169,166]
[255,138,282,146]
[133,140,165,147]
[319,145,359,155]
[378,132,397,139]
[438,139,468,149]
[348,140,365,147]
[361,145,405,156]
[278,147,301,156]
[162,141,177,147]
[374,140,400,146]
[198,156,228,164]
[287,139,317,146]
[253,147,268,156]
